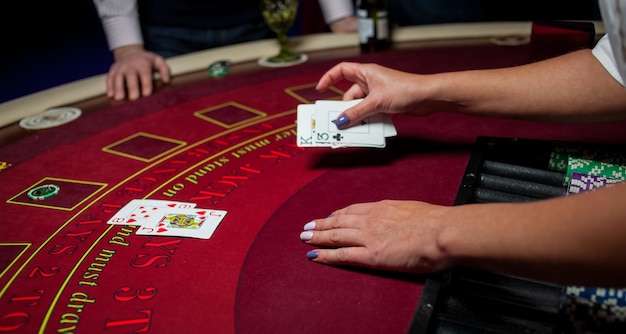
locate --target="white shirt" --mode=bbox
[93,0,143,50]
[593,0,626,86]
[317,0,354,24]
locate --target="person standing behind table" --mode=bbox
[93,0,274,101]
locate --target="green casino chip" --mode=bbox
[208,60,230,78]
[27,184,60,200]
[566,157,626,183]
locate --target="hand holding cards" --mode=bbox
[296,99,397,148]
[107,199,226,239]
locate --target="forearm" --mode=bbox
[426,49,626,123]
[439,182,626,286]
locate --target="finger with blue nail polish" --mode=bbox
[334,114,350,129]
[306,250,319,260]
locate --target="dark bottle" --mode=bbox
[357,0,390,52]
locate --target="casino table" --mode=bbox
[1,22,624,333]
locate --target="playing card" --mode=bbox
[315,99,386,148]
[296,104,316,147]
[107,199,196,225]
[296,99,397,148]
[135,207,227,239]
[383,113,397,138]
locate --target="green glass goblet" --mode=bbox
[260,0,303,64]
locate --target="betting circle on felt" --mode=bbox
[19,107,82,130]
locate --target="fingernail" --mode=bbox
[306,250,319,260]
[303,221,316,230]
[300,231,313,241]
[334,115,350,129]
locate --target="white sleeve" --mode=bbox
[317,0,354,24]
[594,0,626,87]
[592,35,624,86]
[93,0,143,50]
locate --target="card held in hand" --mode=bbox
[315,99,385,148]
[296,99,396,148]
[296,104,316,147]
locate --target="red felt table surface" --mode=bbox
[2,39,626,334]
